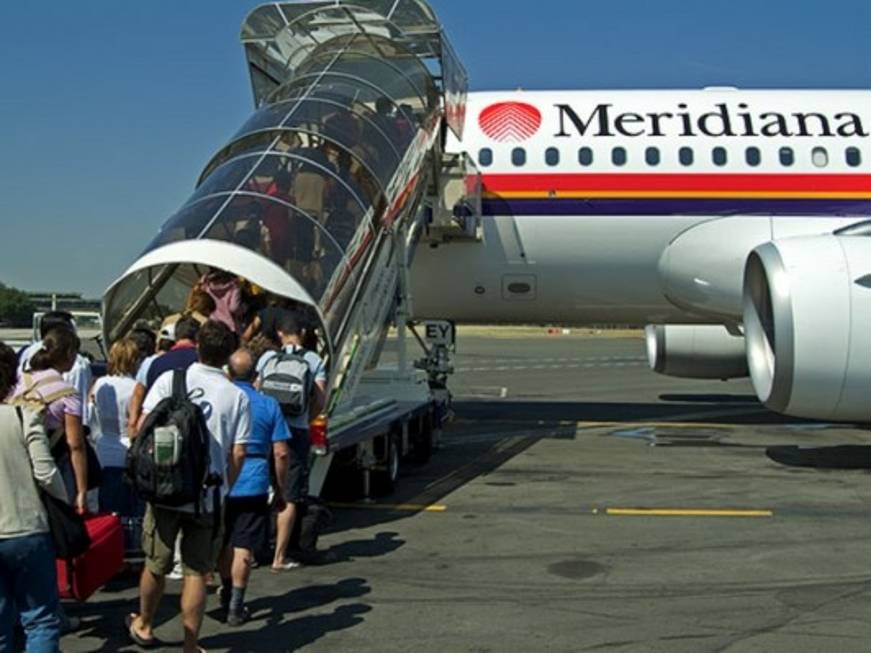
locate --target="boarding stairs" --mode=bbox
[102,1,478,428]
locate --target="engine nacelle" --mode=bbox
[645,324,748,379]
[743,232,871,422]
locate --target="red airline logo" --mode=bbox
[478,102,542,142]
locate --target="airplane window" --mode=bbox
[812,147,828,168]
[779,147,795,167]
[512,147,526,167]
[846,147,862,167]
[578,147,593,166]
[479,148,493,167]
[745,147,761,167]
[612,147,627,166]
[545,147,560,167]
[645,147,660,166]
[712,147,727,167]
[679,147,694,166]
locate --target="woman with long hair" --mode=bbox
[184,287,216,324]
[0,341,67,650]
[11,327,89,513]
[89,338,141,521]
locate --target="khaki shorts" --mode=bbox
[142,504,223,577]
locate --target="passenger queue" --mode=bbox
[0,284,327,653]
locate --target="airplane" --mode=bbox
[411,90,871,423]
[102,2,871,429]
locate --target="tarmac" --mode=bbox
[58,332,871,652]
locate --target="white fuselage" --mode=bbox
[410,89,871,325]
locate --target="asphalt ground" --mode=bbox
[59,334,871,652]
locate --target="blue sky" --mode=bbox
[2,0,870,296]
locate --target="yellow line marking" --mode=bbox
[329,502,447,513]
[604,508,773,518]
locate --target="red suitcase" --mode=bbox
[57,513,124,601]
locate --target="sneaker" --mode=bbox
[166,563,184,580]
[226,606,250,627]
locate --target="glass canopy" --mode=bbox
[240,1,466,138]
[105,0,466,352]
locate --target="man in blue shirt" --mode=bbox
[221,348,291,626]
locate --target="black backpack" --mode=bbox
[127,370,216,512]
[260,349,313,417]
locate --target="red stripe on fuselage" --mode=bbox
[481,173,871,193]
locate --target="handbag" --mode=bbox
[41,491,91,560]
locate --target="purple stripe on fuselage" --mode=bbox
[481,197,871,217]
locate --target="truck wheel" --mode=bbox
[410,412,434,464]
[372,434,400,496]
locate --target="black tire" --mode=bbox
[410,411,434,464]
[372,433,400,496]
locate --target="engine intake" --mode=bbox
[743,234,871,421]
[645,324,747,380]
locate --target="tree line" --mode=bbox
[0,283,36,327]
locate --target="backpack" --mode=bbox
[13,372,103,491]
[126,370,217,512]
[260,349,312,417]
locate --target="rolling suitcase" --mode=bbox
[57,513,124,601]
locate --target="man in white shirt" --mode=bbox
[256,313,327,571]
[128,321,251,653]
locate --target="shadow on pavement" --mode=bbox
[65,578,372,653]
[320,395,819,535]
[201,602,372,652]
[204,576,372,623]
[322,401,573,532]
[64,594,179,653]
[455,399,810,425]
[327,440,544,531]
[319,532,405,562]
[659,393,760,404]
[767,445,871,469]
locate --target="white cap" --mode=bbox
[158,320,176,342]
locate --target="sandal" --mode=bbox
[125,613,159,649]
[270,560,301,572]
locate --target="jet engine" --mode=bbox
[743,228,871,421]
[645,324,747,379]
